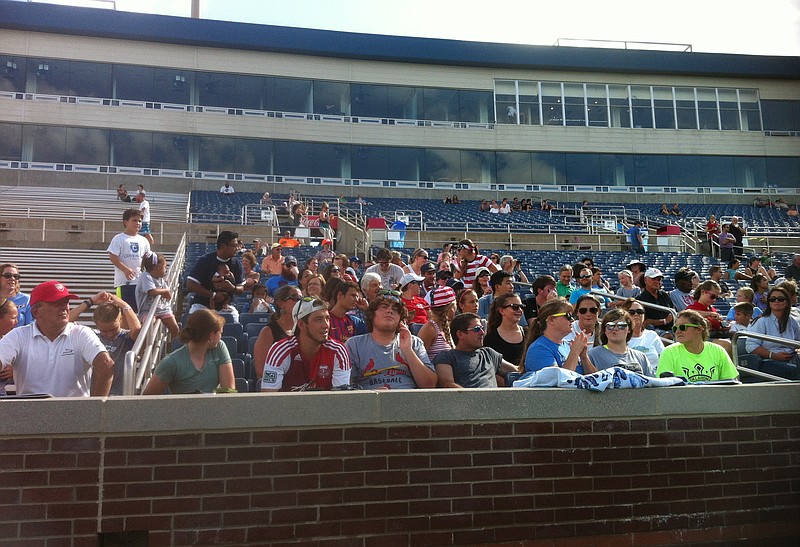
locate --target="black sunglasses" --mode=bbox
[578,307,599,314]
[628,309,646,315]
[768,296,787,303]
[1,273,20,280]
[503,304,523,311]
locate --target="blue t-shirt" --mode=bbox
[265,275,299,297]
[628,225,642,248]
[523,335,587,376]
[569,287,591,305]
[10,292,32,327]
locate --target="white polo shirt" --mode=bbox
[0,322,107,397]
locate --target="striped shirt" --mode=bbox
[454,254,493,286]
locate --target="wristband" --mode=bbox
[84,299,94,310]
[210,292,216,302]
[768,350,773,359]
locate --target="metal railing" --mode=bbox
[122,232,187,395]
[730,330,798,383]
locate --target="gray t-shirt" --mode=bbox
[616,286,640,298]
[669,289,693,312]
[345,333,434,389]
[364,263,404,289]
[95,329,134,396]
[432,347,502,388]
[588,345,651,376]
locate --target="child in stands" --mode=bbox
[136,252,180,338]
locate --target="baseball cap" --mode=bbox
[645,267,664,279]
[475,267,491,278]
[436,270,453,280]
[271,242,281,249]
[445,278,465,292]
[399,272,424,289]
[322,238,332,246]
[284,255,298,266]
[30,280,80,306]
[292,297,327,329]
[420,262,436,274]
[349,256,361,264]
[674,269,696,282]
[429,286,456,307]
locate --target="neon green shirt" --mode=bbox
[656,341,737,382]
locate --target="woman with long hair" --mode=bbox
[620,298,664,373]
[484,292,526,367]
[657,310,738,382]
[417,286,457,360]
[519,298,596,376]
[745,286,800,368]
[587,309,651,375]
[304,273,326,299]
[687,280,727,337]
[142,309,235,394]
[253,285,302,378]
[403,248,431,276]
[457,288,479,315]
[472,267,492,297]
[564,294,601,347]
[750,273,770,311]
[0,263,32,326]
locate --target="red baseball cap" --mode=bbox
[30,281,80,306]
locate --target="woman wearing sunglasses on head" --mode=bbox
[253,285,303,378]
[520,298,597,376]
[0,263,32,327]
[656,310,738,383]
[687,280,728,337]
[744,286,800,369]
[484,293,526,367]
[587,309,652,376]
[620,299,664,373]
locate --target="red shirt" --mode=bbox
[687,302,722,330]
[262,336,351,391]
[401,296,429,324]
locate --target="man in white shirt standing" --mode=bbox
[0,281,114,397]
[107,208,151,313]
[134,192,154,246]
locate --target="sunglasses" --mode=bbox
[579,274,593,279]
[551,312,576,321]
[463,324,486,333]
[283,294,303,302]
[768,296,787,303]
[503,304,523,311]
[605,321,629,331]
[672,323,701,332]
[1,273,20,280]
[578,307,599,315]
[377,289,402,302]
[628,309,646,315]
[703,291,719,300]
[330,268,340,272]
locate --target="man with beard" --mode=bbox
[265,255,300,296]
[669,268,696,312]
[569,267,594,305]
[186,231,244,314]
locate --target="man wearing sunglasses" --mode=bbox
[186,231,244,314]
[346,292,436,389]
[365,248,404,290]
[261,298,351,391]
[568,268,594,305]
[433,313,518,388]
[452,239,498,286]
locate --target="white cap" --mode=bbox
[399,272,424,289]
[645,267,664,278]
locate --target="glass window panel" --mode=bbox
[608,85,631,128]
[495,80,518,124]
[111,130,152,168]
[423,149,460,182]
[68,60,111,98]
[0,122,22,160]
[761,100,794,131]
[633,154,668,186]
[388,147,423,181]
[518,81,539,125]
[313,81,350,116]
[563,83,585,126]
[653,86,674,129]
[733,156,766,188]
[274,141,313,176]
[541,82,563,126]
[497,151,532,184]
[197,136,235,172]
[114,64,155,101]
[599,154,634,186]
[460,150,496,184]
[197,71,235,108]
[27,58,69,95]
[234,74,265,110]
[235,138,273,174]
[531,152,566,184]
[65,127,108,165]
[25,124,66,163]
[153,68,191,105]
[565,153,600,184]
[697,88,718,130]
[739,89,761,131]
[667,156,699,186]
[675,87,697,129]
[718,89,740,131]
[765,157,800,188]
[423,88,458,121]
[152,133,190,170]
[387,86,421,119]
[272,78,312,113]
[0,56,25,92]
[586,84,608,127]
[700,155,733,186]
[352,145,388,180]
[313,143,348,178]
[458,90,493,123]
[351,83,388,118]
[630,85,653,128]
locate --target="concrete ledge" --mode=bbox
[5,383,799,436]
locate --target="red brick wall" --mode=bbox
[3,413,799,546]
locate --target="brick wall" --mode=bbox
[3,404,799,546]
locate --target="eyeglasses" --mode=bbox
[551,312,576,321]
[605,321,629,331]
[1,273,20,280]
[672,323,701,332]
[578,307,599,315]
[768,296,787,303]
[330,268,340,272]
[628,309,646,315]
[703,291,719,300]
[377,289,402,302]
[503,304,524,311]
[463,324,485,333]
[283,294,302,302]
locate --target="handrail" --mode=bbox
[122,232,187,395]
[592,291,678,323]
[730,330,798,383]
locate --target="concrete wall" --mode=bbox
[3,384,799,545]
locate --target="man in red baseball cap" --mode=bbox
[0,280,114,397]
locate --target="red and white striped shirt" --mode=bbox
[454,254,493,286]
[261,336,351,391]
